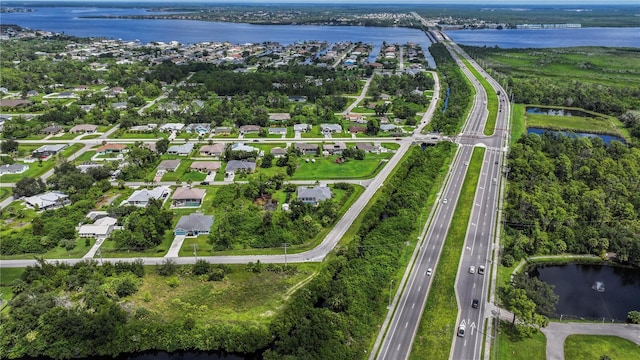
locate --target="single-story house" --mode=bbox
[76,162,104,173]
[270,147,288,158]
[110,102,128,110]
[129,124,155,132]
[77,216,117,239]
[268,127,287,135]
[269,113,291,122]
[294,124,311,132]
[0,163,28,175]
[320,123,342,133]
[126,186,171,207]
[157,159,181,172]
[40,125,63,135]
[69,124,98,134]
[225,160,256,177]
[294,143,319,155]
[199,143,225,157]
[381,124,399,132]
[349,126,366,133]
[172,187,206,207]
[185,123,211,135]
[297,185,332,206]
[58,91,76,99]
[240,125,260,134]
[97,143,128,154]
[288,96,307,103]
[344,113,364,122]
[174,213,214,236]
[32,144,68,158]
[0,99,32,108]
[356,143,381,153]
[323,142,347,155]
[167,142,195,156]
[23,191,70,210]
[230,143,258,153]
[190,161,221,172]
[213,127,233,135]
[159,123,185,133]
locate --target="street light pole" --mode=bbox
[388,280,394,308]
[282,243,289,268]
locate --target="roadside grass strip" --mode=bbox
[564,335,640,360]
[410,147,485,360]
[491,320,546,360]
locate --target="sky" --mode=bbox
[10,0,640,4]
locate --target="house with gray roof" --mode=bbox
[230,142,259,153]
[240,125,260,134]
[323,142,347,155]
[225,160,256,177]
[126,186,171,207]
[69,124,98,134]
[167,142,195,156]
[157,159,181,172]
[320,123,342,133]
[199,143,225,157]
[23,191,70,210]
[0,163,28,175]
[32,144,68,158]
[269,113,291,122]
[294,143,319,155]
[174,213,214,236]
[268,127,287,135]
[270,147,288,158]
[172,187,206,207]
[297,185,332,206]
[40,125,63,135]
[294,124,311,132]
[185,123,211,135]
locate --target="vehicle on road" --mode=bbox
[426,268,433,276]
[442,198,448,204]
[469,266,476,274]
[472,299,479,309]
[457,324,466,337]
[200,181,209,185]
[478,265,485,275]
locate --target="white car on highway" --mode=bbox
[469,266,476,274]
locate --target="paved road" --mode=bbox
[541,322,640,360]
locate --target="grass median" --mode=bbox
[410,147,485,360]
[460,58,499,136]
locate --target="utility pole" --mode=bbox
[192,244,198,259]
[96,246,103,265]
[282,242,289,268]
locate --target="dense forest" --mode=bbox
[502,133,640,266]
[426,43,473,134]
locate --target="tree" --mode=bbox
[192,259,211,275]
[0,138,19,153]
[261,153,274,168]
[627,310,640,324]
[13,177,46,198]
[366,118,380,135]
[155,138,170,154]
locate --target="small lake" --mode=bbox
[527,128,626,145]
[529,263,640,322]
[526,107,596,118]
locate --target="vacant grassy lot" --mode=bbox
[292,152,393,180]
[0,187,11,201]
[128,263,320,325]
[490,320,546,360]
[410,147,485,360]
[0,267,24,311]
[510,104,526,145]
[564,335,640,360]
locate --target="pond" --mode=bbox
[527,128,626,145]
[529,263,640,322]
[526,107,597,118]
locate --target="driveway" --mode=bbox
[541,322,640,360]
[166,235,186,258]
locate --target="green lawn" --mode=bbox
[0,187,12,201]
[524,107,624,137]
[490,320,546,360]
[160,161,206,182]
[49,132,81,140]
[80,134,101,140]
[127,263,321,325]
[291,153,392,180]
[410,147,485,360]
[73,151,97,163]
[110,131,165,139]
[565,335,640,360]
[98,228,174,258]
[0,236,93,261]
[0,267,25,311]
[0,160,54,182]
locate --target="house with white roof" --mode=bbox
[320,123,342,133]
[159,123,185,133]
[230,143,259,153]
[0,163,28,175]
[126,186,171,207]
[77,216,118,239]
[23,191,70,210]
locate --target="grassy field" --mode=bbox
[128,263,321,325]
[490,320,546,360]
[0,267,25,311]
[160,160,207,182]
[564,335,640,360]
[291,153,393,180]
[410,147,485,360]
[460,57,499,136]
[524,107,624,136]
[474,47,640,89]
[0,187,11,201]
